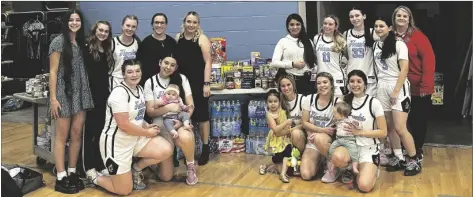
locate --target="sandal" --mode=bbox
[280,173,290,183]
[259,165,267,175]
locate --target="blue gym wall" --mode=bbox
[79,2,299,61]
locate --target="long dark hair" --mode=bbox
[344,69,368,106]
[350,7,374,48]
[375,16,396,60]
[61,9,85,91]
[164,56,186,103]
[86,20,114,68]
[286,13,316,69]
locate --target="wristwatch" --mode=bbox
[204,81,211,86]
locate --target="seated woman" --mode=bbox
[143,56,198,185]
[86,59,174,195]
[300,72,341,182]
[331,70,387,192]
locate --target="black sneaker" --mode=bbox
[385,156,406,172]
[341,170,354,184]
[55,176,79,194]
[68,172,85,190]
[416,149,424,163]
[404,157,422,176]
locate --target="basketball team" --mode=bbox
[47,5,435,195]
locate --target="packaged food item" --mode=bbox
[211,37,226,63]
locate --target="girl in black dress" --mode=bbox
[175,11,212,165]
[83,20,114,176]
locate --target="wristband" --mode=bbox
[204,82,211,86]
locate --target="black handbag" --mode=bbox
[2,164,45,195]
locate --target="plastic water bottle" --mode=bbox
[235,100,241,117]
[230,100,235,117]
[216,101,222,117]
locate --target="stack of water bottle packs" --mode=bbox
[209,100,245,153]
[246,100,271,155]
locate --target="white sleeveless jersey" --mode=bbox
[143,73,192,128]
[111,36,139,79]
[103,82,146,138]
[373,40,408,82]
[303,94,341,128]
[314,35,346,86]
[345,28,376,83]
[350,95,384,146]
[287,94,305,126]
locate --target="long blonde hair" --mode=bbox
[179,11,204,42]
[323,15,346,53]
[392,6,419,36]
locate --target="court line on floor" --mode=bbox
[425,143,472,149]
[197,181,351,197]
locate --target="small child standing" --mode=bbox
[155,84,193,138]
[328,101,361,174]
[259,89,297,183]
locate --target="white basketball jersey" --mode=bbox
[373,40,408,82]
[305,93,340,128]
[103,82,145,138]
[345,29,376,83]
[350,95,380,146]
[111,36,139,79]
[314,35,345,86]
[287,94,305,126]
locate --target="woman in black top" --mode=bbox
[175,11,212,165]
[83,20,114,176]
[137,13,177,87]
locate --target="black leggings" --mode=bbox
[407,95,432,155]
[82,106,106,172]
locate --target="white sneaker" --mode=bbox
[86,168,99,185]
[321,161,340,183]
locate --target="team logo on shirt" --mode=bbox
[351,113,366,122]
[119,49,137,60]
[135,100,146,121]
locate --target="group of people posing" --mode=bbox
[49,9,212,195]
[46,4,435,195]
[265,5,435,192]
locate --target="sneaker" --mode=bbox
[86,169,99,186]
[341,170,354,184]
[321,161,340,183]
[380,153,390,166]
[198,145,210,166]
[404,157,421,176]
[416,149,424,164]
[132,168,146,190]
[259,165,267,175]
[100,169,110,176]
[385,156,406,172]
[280,173,290,183]
[186,163,198,185]
[55,176,80,194]
[68,172,85,190]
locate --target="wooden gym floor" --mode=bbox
[1,122,472,197]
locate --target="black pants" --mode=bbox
[82,106,106,172]
[407,95,432,156]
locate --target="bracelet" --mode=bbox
[204,82,211,86]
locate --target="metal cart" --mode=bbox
[13,92,53,166]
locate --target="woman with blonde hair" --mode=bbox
[109,15,140,90]
[392,5,435,169]
[174,11,213,165]
[314,15,347,97]
[82,20,114,178]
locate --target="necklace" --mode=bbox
[152,33,165,47]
